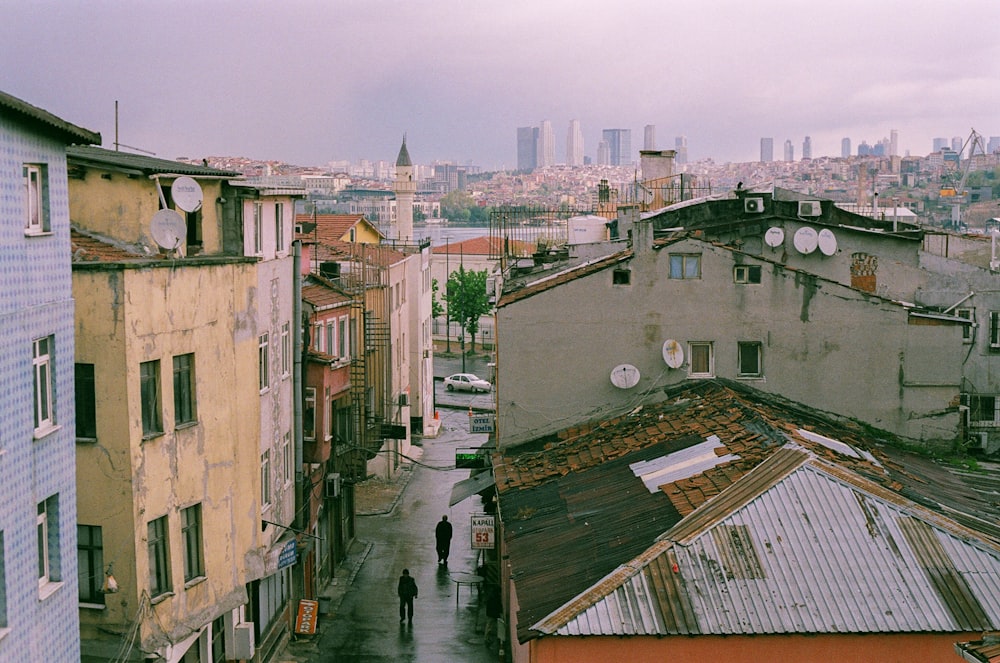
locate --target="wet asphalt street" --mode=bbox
[314,402,501,662]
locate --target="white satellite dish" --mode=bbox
[793,227,818,254]
[150,209,186,250]
[610,364,640,389]
[764,227,785,248]
[171,176,203,213]
[662,340,684,369]
[818,228,838,256]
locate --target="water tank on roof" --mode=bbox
[568,215,609,244]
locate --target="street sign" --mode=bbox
[469,413,494,433]
[456,448,489,469]
[471,514,495,550]
[277,539,297,570]
[294,599,319,634]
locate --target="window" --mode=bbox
[33,336,55,434]
[990,311,1000,349]
[669,254,701,279]
[956,308,975,343]
[612,269,631,285]
[0,531,6,628]
[734,264,762,284]
[261,450,272,509]
[253,202,263,255]
[737,342,763,378]
[147,516,171,597]
[304,388,316,440]
[23,164,49,234]
[173,354,196,425]
[282,431,292,485]
[314,322,323,352]
[275,202,285,252]
[75,363,97,439]
[966,394,999,424]
[140,360,162,436]
[37,495,60,591]
[181,504,204,582]
[77,525,104,605]
[339,316,349,358]
[259,334,270,392]
[688,342,714,377]
[326,321,335,357]
[281,322,290,377]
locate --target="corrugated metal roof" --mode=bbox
[0,90,101,144]
[67,145,240,177]
[537,451,1000,637]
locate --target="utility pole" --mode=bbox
[445,236,451,354]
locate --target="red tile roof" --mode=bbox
[431,235,534,257]
[294,214,382,245]
[71,229,154,262]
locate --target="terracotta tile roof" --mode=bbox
[431,235,534,257]
[309,239,407,268]
[71,229,156,263]
[302,282,351,309]
[294,214,382,244]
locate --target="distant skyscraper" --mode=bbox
[783,139,794,161]
[644,124,656,151]
[889,129,898,157]
[760,137,774,162]
[536,120,555,168]
[602,129,632,166]
[933,137,948,152]
[802,136,812,160]
[517,126,538,171]
[597,140,610,166]
[566,120,584,166]
[952,136,963,155]
[989,136,1000,155]
[841,137,851,158]
[674,136,688,165]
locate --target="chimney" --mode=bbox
[640,149,676,182]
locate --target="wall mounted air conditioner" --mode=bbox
[744,197,765,213]
[971,431,989,450]
[232,623,255,660]
[798,200,822,217]
[326,473,341,498]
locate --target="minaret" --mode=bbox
[394,135,415,241]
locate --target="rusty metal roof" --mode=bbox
[496,380,1000,644]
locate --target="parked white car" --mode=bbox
[444,373,492,393]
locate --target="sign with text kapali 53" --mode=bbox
[471,514,495,550]
[469,413,495,434]
[294,599,319,635]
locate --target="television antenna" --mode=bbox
[113,100,156,155]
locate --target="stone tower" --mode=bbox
[393,136,415,240]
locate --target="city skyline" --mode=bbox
[2,1,999,170]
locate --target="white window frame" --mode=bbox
[327,321,336,358]
[24,164,48,234]
[281,322,290,377]
[734,264,762,284]
[261,450,272,510]
[33,336,55,435]
[259,333,270,392]
[737,341,763,378]
[688,342,714,377]
[253,202,264,256]
[669,253,701,279]
[275,202,285,253]
[37,495,60,595]
[282,431,292,486]
[339,316,349,359]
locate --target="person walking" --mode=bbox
[397,569,418,624]
[435,515,453,565]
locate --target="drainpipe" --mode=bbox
[293,240,304,530]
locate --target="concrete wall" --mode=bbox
[496,233,962,449]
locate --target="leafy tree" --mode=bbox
[430,278,444,319]
[413,206,426,223]
[446,265,491,354]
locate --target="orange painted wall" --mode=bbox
[531,631,980,663]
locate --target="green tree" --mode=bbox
[446,265,491,356]
[430,278,444,319]
[440,190,475,225]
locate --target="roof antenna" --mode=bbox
[113,100,155,155]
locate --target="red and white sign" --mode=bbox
[471,514,495,550]
[294,599,319,635]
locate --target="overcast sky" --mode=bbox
[3,0,999,170]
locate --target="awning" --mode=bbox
[449,471,496,507]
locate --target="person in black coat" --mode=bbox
[435,515,453,565]
[397,569,418,623]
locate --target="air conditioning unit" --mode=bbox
[232,623,255,660]
[798,200,822,217]
[744,197,765,213]
[326,473,341,498]
[971,431,990,450]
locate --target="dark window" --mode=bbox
[147,516,171,597]
[140,360,162,436]
[173,354,196,425]
[75,363,97,438]
[181,504,204,581]
[734,265,762,284]
[77,524,104,605]
[738,342,763,377]
[612,269,631,285]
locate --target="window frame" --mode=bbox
[77,524,105,606]
[669,253,702,279]
[37,495,60,593]
[147,516,171,598]
[0,531,6,628]
[737,341,763,378]
[304,387,317,441]
[261,450,272,510]
[734,264,762,284]
[140,360,163,437]
[688,341,714,377]
[282,431,292,486]
[990,311,1000,349]
[612,268,631,285]
[173,353,197,426]
[275,202,285,252]
[253,202,264,255]
[181,504,205,583]
[23,163,49,235]
[75,363,97,440]
[339,316,349,359]
[33,336,55,435]
[281,322,291,377]
[259,333,270,392]
[956,307,974,344]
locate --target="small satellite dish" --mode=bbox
[662,340,684,369]
[171,176,203,213]
[610,364,640,389]
[793,227,818,254]
[818,228,838,256]
[764,227,784,248]
[150,209,186,250]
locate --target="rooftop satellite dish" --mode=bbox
[171,176,203,213]
[610,364,640,389]
[818,228,838,256]
[662,340,684,369]
[150,209,186,250]
[764,227,784,248]
[793,227,818,255]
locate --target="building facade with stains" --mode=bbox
[0,90,99,662]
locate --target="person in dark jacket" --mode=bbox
[435,515,453,565]
[397,569,418,623]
